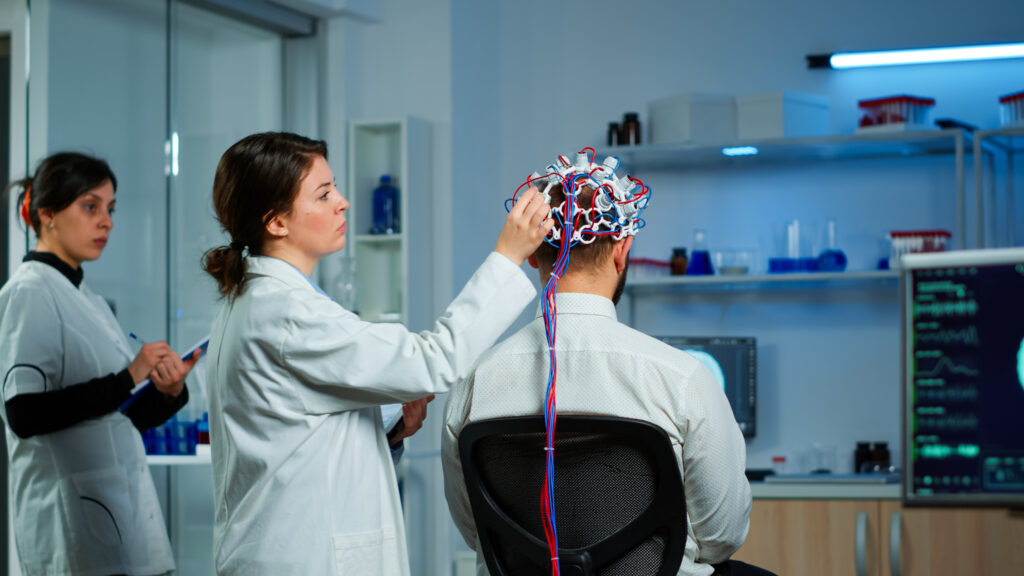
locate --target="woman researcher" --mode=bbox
[203,132,552,575]
[0,152,199,576]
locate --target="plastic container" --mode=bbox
[736,91,830,140]
[771,455,787,476]
[371,175,400,234]
[999,90,1024,127]
[857,95,935,132]
[648,93,737,144]
[888,229,951,268]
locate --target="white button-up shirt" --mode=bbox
[443,292,751,576]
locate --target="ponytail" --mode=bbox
[202,244,249,299]
[5,178,33,228]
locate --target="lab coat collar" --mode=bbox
[23,251,83,288]
[245,255,329,298]
[534,292,617,321]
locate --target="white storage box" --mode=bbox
[736,91,830,140]
[648,93,736,144]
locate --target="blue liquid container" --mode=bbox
[818,249,848,272]
[817,220,847,272]
[686,250,714,275]
[371,175,400,234]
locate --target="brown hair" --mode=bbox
[533,184,616,272]
[202,132,328,298]
[5,152,118,235]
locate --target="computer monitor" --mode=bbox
[901,247,1024,507]
[657,336,756,437]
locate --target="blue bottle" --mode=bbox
[372,175,400,234]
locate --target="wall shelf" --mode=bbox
[605,128,968,169]
[625,270,899,294]
[354,233,404,244]
[606,129,972,251]
[147,452,211,466]
[972,125,1023,248]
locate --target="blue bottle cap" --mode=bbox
[380,174,392,183]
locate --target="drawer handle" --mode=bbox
[855,512,868,576]
[890,512,903,576]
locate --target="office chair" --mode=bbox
[458,415,687,576]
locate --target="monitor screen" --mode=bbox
[657,336,756,437]
[902,248,1024,507]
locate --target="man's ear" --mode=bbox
[264,211,289,239]
[527,254,539,269]
[612,236,633,273]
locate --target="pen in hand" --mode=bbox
[129,332,147,345]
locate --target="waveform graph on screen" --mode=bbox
[914,350,979,378]
[902,249,1024,507]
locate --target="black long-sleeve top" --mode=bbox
[4,252,188,438]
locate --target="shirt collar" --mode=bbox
[245,255,329,298]
[23,251,84,288]
[534,292,618,321]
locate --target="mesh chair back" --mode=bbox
[459,416,686,576]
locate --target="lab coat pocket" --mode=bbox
[332,525,400,575]
[68,467,130,547]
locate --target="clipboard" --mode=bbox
[119,336,210,412]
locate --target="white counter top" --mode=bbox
[751,481,901,500]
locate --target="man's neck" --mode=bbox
[540,269,616,300]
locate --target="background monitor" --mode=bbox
[657,336,757,437]
[901,248,1024,507]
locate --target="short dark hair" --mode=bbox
[203,132,328,298]
[7,152,117,235]
[533,184,616,272]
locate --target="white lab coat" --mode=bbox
[0,261,175,576]
[207,253,536,576]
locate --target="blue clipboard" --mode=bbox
[119,336,210,412]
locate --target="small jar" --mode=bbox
[771,455,787,476]
[607,122,621,147]
[670,248,688,275]
[621,112,641,146]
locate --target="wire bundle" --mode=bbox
[506,148,651,575]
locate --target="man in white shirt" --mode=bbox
[442,155,771,576]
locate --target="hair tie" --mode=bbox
[20,184,31,225]
[229,240,247,252]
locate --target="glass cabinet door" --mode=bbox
[43,0,168,341]
[168,0,284,354]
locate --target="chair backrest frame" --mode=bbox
[458,415,687,576]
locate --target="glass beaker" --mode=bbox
[686,229,714,275]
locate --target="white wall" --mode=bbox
[449,0,1024,479]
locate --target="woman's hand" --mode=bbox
[388,395,436,447]
[494,188,554,266]
[127,342,174,384]
[150,349,201,398]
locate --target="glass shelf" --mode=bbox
[604,128,968,170]
[624,270,900,294]
[975,125,1024,153]
[146,452,211,466]
[354,233,403,244]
